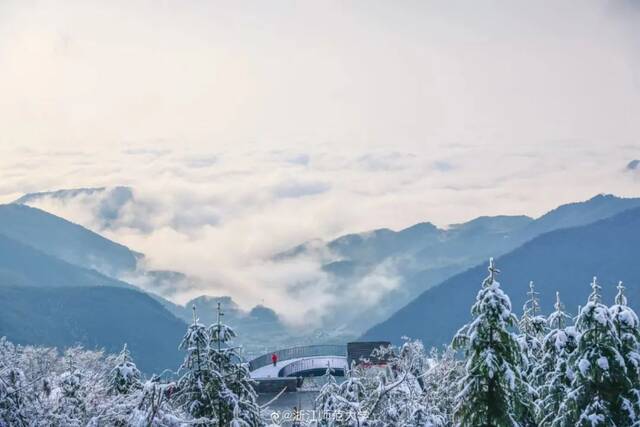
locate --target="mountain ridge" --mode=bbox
[0,203,141,276]
[277,194,640,331]
[361,204,640,348]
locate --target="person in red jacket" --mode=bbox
[271,353,278,367]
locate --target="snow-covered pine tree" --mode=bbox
[609,281,640,423]
[174,306,217,423]
[535,292,577,426]
[453,258,533,427]
[519,281,547,374]
[315,366,344,425]
[517,281,547,426]
[548,292,572,332]
[206,302,262,427]
[561,277,632,426]
[107,344,143,395]
[85,344,146,426]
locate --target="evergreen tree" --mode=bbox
[609,281,640,423]
[174,306,217,423]
[107,344,143,395]
[453,258,533,427]
[85,344,145,426]
[535,292,577,426]
[315,367,344,425]
[561,277,631,426]
[519,281,547,374]
[517,281,547,426]
[207,302,262,427]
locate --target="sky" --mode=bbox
[1,0,639,325]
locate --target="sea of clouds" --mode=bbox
[1,143,638,328]
[0,0,639,328]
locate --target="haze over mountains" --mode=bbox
[3,190,640,374]
[0,202,306,366]
[14,186,135,232]
[0,230,130,290]
[0,203,139,277]
[16,185,640,330]
[0,216,183,372]
[279,194,640,331]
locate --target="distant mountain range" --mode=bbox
[0,222,184,372]
[361,205,640,348]
[281,194,640,331]
[0,202,295,366]
[21,186,640,334]
[5,190,640,369]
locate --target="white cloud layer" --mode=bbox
[0,0,639,326]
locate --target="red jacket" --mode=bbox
[271,354,278,363]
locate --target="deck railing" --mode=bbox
[278,356,348,378]
[248,344,347,371]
